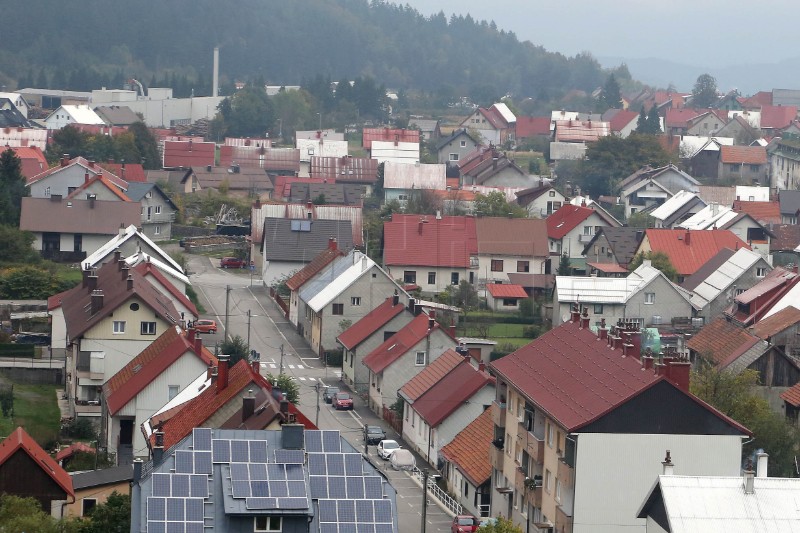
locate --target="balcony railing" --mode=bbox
[490,443,505,471]
[557,458,574,489]
[492,400,507,428]
[526,485,542,509]
[518,423,545,465]
[578,234,594,243]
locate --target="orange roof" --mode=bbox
[732,201,781,225]
[399,349,465,402]
[440,408,493,486]
[55,442,95,462]
[65,173,131,201]
[486,283,528,298]
[719,145,767,165]
[100,162,147,182]
[750,306,800,339]
[781,382,800,407]
[644,229,749,276]
[687,317,761,367]
[0,427,74,499]
[285,245,345,291]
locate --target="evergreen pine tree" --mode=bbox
[600,73,623,110]
[636,108,648,133]
[647,105,662,134]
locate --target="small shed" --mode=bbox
[485,284,528,311]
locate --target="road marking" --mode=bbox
[268,363,277,369]
[307,377,316,382]
[347,410,362,422]
[288,364,296,369]
[296,364,304,370]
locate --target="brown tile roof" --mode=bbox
[440,409,493,486]
[732,201,781,225]
[20,197,141,235]
[103,326,216,415]
[62,260,181,341]
[0,427,73,499]
[687,317,761,367]
[780,382,800,407]
[399,349,464,402]
[337,296,407,350]
[475,217,549,257]
[750,306,800,339]
[769,224,800,252]
[285,245,345,291]
[720,145,767,165]
[414,363,494,427]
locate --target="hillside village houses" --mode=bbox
[12,79,800,532]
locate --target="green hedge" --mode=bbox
[0,344,35,357]
[462,315,538,325]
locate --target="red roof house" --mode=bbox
[440,408,493,491]
[100,162,147,182]
[8,146,48,179]
[732,200,782,225]
[362,128,420,149]
[162,140,216,168]
[0,427,74,510]
[760,105,797,132]
[546,204,596,240]
[639,229,750,277]
[515,116,551,140]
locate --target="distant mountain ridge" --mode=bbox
[0,0,611,102]
[599,56,800,95]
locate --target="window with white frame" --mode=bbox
[545,469,552,493]
[449,153,459,161]
[254,516,282,532]
[155,205,162,214]
[155,225,161,235]
[351,297,361,306]
[644,292,655,304]
[756,267,767,277]
[415,351,426,365]
[112,321,126,334]
[556,478,562,502]
[547,422,554,447]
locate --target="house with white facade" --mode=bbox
[44,105,105,130]
[101,326,215,464]
[382,162,446,205]
[618,164,700,219]
[650,190,707,228]
[546,204,621,272]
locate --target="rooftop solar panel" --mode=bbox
[309,476,328,498]
[323,430,341,452]
[189,475,208,498]
[249,462,268,480]
[249,439,269,463]
[246,497,278,510]
[153,474,171,497]
[212,439,230,463]
[175,450,194,473]
[171,474,190,497]
[251,480,270,497]
[147,497,166,520]
[269,480,288,498]
[274,448,305,464]
[267,463,286,480]
[232,480,251,498]
[231,440,250,462]
[285,464,305,480]
[166,497,185,521]
[194,451,212,474]
[230,463,249,481]
[146,521,166,533]
[288,480,306,497]
[305,431,323,452]
[277,497,308,509]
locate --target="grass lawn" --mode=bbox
[0,382,60,446]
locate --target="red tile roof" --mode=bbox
[157,360,276,450]
[486,284,528,298]
[739,91,772,109]
[363,314,443,374]
[665,108,704,128]
[644,229,749,276]
[162,140,216,168]
[9,146,48,179]
[686,317,761,367]
[732,201,781,225]
[104,326,216,415]
[414,362,494,427]
[546,205,595,239]
[100,162,147,182]
[553,119,610,142]
[383,214,477,268]
[65,173,131,201]
[27,156,128,189]
[490,320,749,434]
[720,145,767,165]
[608,110,639,133]
[475,218,549,257]
[587,262,628,273]
[750,306,800,339]
[362,128,419,149]
[760,105,797,130]
[440,408,493,486]
[285,245,345,291]
[133,261,198,317]
[337,296,407,350]
[55,442,95,462]
[0,427,74,499]
[515,116,551,138]
[399,349,465,402]
[780,382,800,407]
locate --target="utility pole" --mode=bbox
[279,344,285,376]
[421,469,429,532]
[246,310,251,354]
[315,382,321,428]
[224,285,231,336]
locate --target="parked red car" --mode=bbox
[451,515,479,533]
[332,392,353,410]
[220,257,245,268]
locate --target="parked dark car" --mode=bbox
[322,386,339,404]
[220,257,245,268]
[332,392,353,410]
[364,425,386,445]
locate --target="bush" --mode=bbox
[62,418,95,439]
[0,387,12,417]
[522,325,541,338]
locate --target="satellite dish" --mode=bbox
[562,314,570,323]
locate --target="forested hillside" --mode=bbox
[2,0,613,104]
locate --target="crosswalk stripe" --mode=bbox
[296,365,304,370]
[299,377,306,381]
[269,363,277,369]
[308,377,316,382]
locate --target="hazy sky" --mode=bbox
[401,0,799,68]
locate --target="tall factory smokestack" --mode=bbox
[213,47,220,98]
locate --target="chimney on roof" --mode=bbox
[82,267,90,288]
[643,355,654,370]
[570,303,581,324]
[242,389,256,422]
[597,318,608,340]
[684,230,691,245]
[187,327,196,344]
[743,459,755,494]
[90,289,104,315]
[328,237,337,251]
[84,171,90,184]
[478,361,485,372]
[114,248,122,263]
[194,333,202,355]
[414,304,422,316]
[756,452,768,478]
[450,324,457,338]
[662,450,674,475]
[217,355,229,393]
[251,358,260,374]
[133,458,143,482]
[126,275,133,291]
[153,431,165,465]
[87,273,98,291]
[206,363,215,381]
[579,308,590,329]
[665,357,691,393]
[629,329,642,358]
[428,315,435,330]
[392,290,399,307]
[61,154,69,167]
[89,160,95,168]
[119,223,126,238]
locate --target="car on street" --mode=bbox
[192,319,217,334]
[451,515,480,533]
[220,256,246,268]
[332,392,353,410]
[376,439,400,460]
[322,386,339,404]
[364,425,386,445]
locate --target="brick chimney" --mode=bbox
[126,275,133,291]
[194,334,202,355]
[217,355,229,392]
[251,359,260,374]
[665,358,691,392]
[187,327,196,344]
[392,290,399,306]
[90,290,104,315]
[87,273,98,291]
[684,230,691,245]
[84,172,90,183]
[478,361,486,372]
[242,389,255,422]
[598,318,608,340]
[579,309,590,329]
[570,304,581,323]
[60,154,69,167]
[328,237,337,250]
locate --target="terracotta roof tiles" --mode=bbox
[440,408,493,486]
[732,201,781,225]
[0,427,74,499]
[687,317,761,367]
[486,284,528,298]
[383,214,477,268]
[644,229,749,276]
[337,296,407,350]
[414,362,494,427]
[285,245,345,291]
[720,145,767,165]
[363,314,442,374]
[750,306,800,339]
[780,382,800,407]
[546,205,595,240]
[399,349,465,402]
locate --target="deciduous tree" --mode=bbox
[627,251,678,281]
[692,73,719,108]
[473,191,527,218]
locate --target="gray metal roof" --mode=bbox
[71,464,133,490]
[261,218,353,262]
[689,248,765,310]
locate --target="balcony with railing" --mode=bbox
[518,422,545,464]
[578,233,594,244]
[526,484,542,509]
[490,439,505,471]
[556,504,573,531]
[557,457,574,489]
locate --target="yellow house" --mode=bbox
[65,465,132,518]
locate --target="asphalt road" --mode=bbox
[187,254,455,533]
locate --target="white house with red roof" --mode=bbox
[398,349,494,468]
[460,104,516,146]
[337,292,413,395]
[475,217,551,287]
[27,155,128,199]
[489,311,750,533]
[546,204,621,270]
[383,214,478,293]
[486,283,529,311]
[363,311,456,416]
[101,326,216,463]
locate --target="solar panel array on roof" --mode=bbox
[305,429,343,453]
[318,498,394,532]
[309,475,384,499]
[146,496,205,533]
[274,448,305,464]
